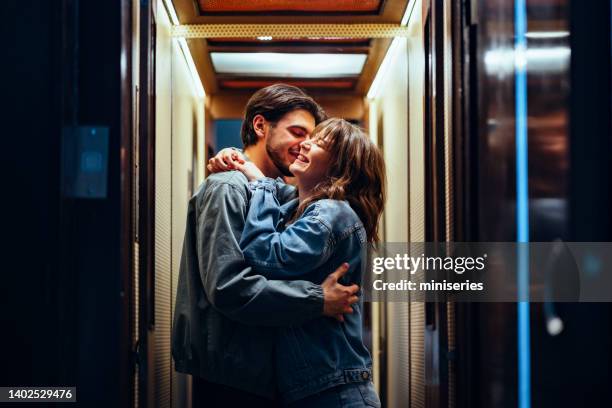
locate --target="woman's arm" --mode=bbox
[239,178,334,281]
[207,147,245,172]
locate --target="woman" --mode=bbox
[214,118,385,407]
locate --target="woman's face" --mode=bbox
[289,137,331,189]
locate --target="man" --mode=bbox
[172,84,360,407]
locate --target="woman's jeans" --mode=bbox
[286,382,381,408]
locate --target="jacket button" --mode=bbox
[361,371,369,380]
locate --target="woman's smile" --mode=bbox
[296,153,309,163]
[289,139,330,190]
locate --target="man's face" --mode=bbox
[265,109,316,177]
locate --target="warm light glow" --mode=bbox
[178,38,205,98]
[162,0,180,26]
[210,52,367,78]
[162,0,205,98]
[368,0,413,99]
[257,36,273,41]
[367,37,402,99]
[400,0,416,26]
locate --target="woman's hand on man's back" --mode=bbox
[207,147,264,181]
[235,161,265,181]
[207,147,245,173]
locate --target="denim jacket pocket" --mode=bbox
[358,382,381,408]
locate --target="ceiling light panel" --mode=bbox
[210,52,367,78]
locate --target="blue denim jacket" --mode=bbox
[240,178,373,403]
[172,171,325,399]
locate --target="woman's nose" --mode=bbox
[300,140,312,150]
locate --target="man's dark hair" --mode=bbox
[240,84,327,147]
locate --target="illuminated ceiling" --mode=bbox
[170,0,410,94]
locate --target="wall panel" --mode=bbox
[155,1,204,407]
[155,3,173,406]
[376,36,410,407]
[407,1,426,407]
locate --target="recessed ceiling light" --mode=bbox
[257,36,273,41]
[210,53,367,78]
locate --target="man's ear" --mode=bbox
[252,114,266,140]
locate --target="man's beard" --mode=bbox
[266,139,294,177]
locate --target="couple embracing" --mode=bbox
[172,84,386,407]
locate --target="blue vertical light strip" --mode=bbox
[514,1,531,408]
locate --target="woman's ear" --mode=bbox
[252,114,266,140]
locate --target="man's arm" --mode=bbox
[195,179,356,326]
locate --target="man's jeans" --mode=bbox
[285,382,381,408]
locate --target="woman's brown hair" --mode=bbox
[289,118,386,243]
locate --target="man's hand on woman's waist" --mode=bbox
[321,262,359,322]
